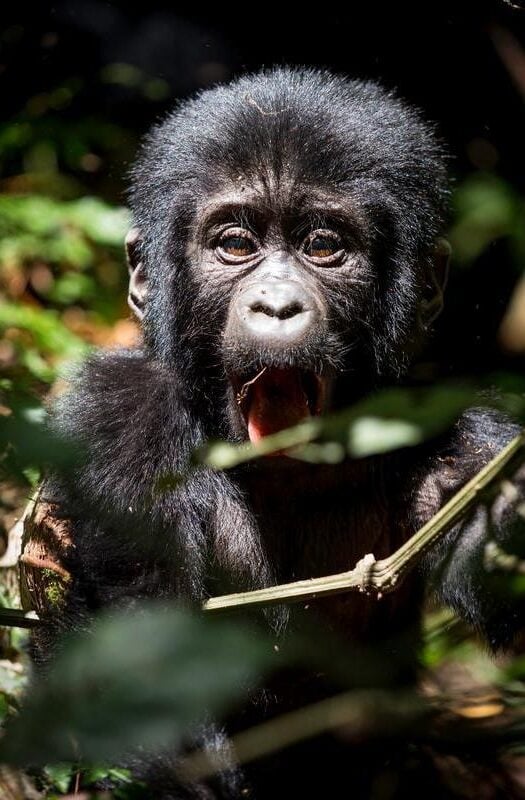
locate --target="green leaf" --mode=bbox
[48,272,96,304]
[80,763,134,786]
[1,604,275,765]
[450,174,525,266]
[0,694,9,722]
[0,303,88,362]
[201,384,477,469]
[68,197,130,245]
[348,416,422,457]
[0,396,80,481]
[43,763,74,793]
[0,194,129,246]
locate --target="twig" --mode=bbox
[0,608,40,629]
[236,367,267,405]
[178,681,521,783]
[178,688,427,783]
[3,432,524,628]
[203,431,525,613]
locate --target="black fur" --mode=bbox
[34,68,525,798]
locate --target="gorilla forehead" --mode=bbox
[191,182,369,239]
[129,66,447,240]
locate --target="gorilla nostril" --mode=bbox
[250,301,305,320]
[251,302,275,317]
[279,303,304,320]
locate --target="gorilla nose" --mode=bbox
[238,282,317,341]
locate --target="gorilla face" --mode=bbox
[190,179,373,442]
[127,67,448,442]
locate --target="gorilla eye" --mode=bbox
[217,228,258,261]
[303,230,344,263]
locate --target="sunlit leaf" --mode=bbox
[348,416,422,457]
[202,384,478,469]
[0,195,129,257]
[68,197,130,245]
[48,272,96,304]
[43,763,74,794]
[0,303,88,361]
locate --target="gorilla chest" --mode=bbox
[243,461,403,575]
[238,462,417,640]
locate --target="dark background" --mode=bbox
[1,0,525,377]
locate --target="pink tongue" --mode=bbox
[247,369,310,443]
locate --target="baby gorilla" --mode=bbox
[25,67,525,798]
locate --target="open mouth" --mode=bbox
[232,367,325,444]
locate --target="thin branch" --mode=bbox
[178,688,428,783]
[178,682,521,783]
[0,608,39,628]
[203,431,525,613]
[3,432,524,628]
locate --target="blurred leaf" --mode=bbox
[0,660,27,703]
[505,656,525,681]
[201,419,320,470]
[0,195,129,258]
[43,763,74,794]
[68,198,130,246]
[0,303,88,378]
[81,764,134,785]
[48,272,96,304]
[202,384,478,469]
[1,604,276,765]
[0,392,80,483]
[42,761,140,795]
[0,115,135,187]
[450,174,525,267]
[101,63,144,87]
[0,304,86,357]
[421,609,467,668]
[347,417,421,457]
[0,694,9,722]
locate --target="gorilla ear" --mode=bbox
[126,227,147,320]
[419,238,451,328]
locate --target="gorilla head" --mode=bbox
[126,68,449,446]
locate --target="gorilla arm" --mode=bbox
[413,408,525,651]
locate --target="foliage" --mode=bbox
[1,604,275,766]
[41,762,144,798]
[0,47,525,800]
[449,173,525,268]
[202,384,525,469]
